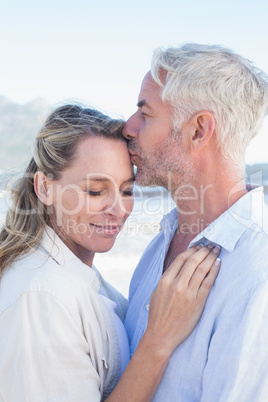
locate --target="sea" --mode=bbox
[1,170,268,297]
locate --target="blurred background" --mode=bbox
[1,0,268,295]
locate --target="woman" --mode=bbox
[0,104,221,401]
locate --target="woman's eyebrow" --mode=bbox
[81,177,109,182]
[81,176,135,183]
[122,176,136,184]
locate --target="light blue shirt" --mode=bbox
[125,186,268,401]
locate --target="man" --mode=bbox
[123,44,268,401]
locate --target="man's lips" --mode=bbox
[128,150,139,164]
[90,223,120,236]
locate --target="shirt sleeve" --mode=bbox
[201,280,268,401]
[0,291,103,402]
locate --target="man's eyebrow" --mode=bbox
[137,100,152,110]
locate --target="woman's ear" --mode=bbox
[189,111,215,152]
[34,171,53,206]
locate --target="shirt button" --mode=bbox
[146,304,150,311]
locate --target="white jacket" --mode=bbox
[0,227,127,401]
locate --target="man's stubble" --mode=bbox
[129,130,196,196]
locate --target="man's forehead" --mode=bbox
[143,70,153,82]
[138,71,162,104]
[140,71,155,90]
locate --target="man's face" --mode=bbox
[123,71,192,189]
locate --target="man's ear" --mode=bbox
[189,111,215,152]
[34,171,53,206]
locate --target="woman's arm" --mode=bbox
[106,244,221,402]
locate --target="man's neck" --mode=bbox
[173,177,247,233]
[163,178,248,272]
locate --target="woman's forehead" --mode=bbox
[60,137,133,184]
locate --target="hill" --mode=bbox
[0,96,49,170]
[0,96,268,186]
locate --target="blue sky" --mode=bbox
[0,0,268,163]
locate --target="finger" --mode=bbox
[163,244,203,281]
[188,246,221,290]
[197,257,221,301]
[170,245,215,285]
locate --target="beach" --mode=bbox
[1,179,268,297]
[0,182,174,297]
[95,186,268,296]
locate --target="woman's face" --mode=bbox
[48,137,134,266]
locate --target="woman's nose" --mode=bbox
[105,195,127,219]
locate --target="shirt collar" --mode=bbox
[160,186,265,253]
[189,186,265,252]
[160,207,178,231]
[160,208,179,251]
[39,226,100,291]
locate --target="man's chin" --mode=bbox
[135,169,158,188]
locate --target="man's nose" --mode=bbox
[122,115,137,140]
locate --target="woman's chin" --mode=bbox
[92,240,117,254]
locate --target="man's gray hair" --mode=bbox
[151,43,268,172]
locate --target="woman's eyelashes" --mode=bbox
[85,184,134,198]
[86,189,103,196]
[120,183,134,197]
[121,189,134,197]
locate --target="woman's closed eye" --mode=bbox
[87,190,103,196]
[121,187,134,197]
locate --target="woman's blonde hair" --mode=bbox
[0,104,125,277]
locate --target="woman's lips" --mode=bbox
[90,224,120,236]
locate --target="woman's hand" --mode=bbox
[144,244,221,357]
[106,244,220,402]
[107,245,220,401]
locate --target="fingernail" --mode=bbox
[213,246,221,254]
[214,257,221,267]
[207,243,214,249]
[196,243,203,250]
